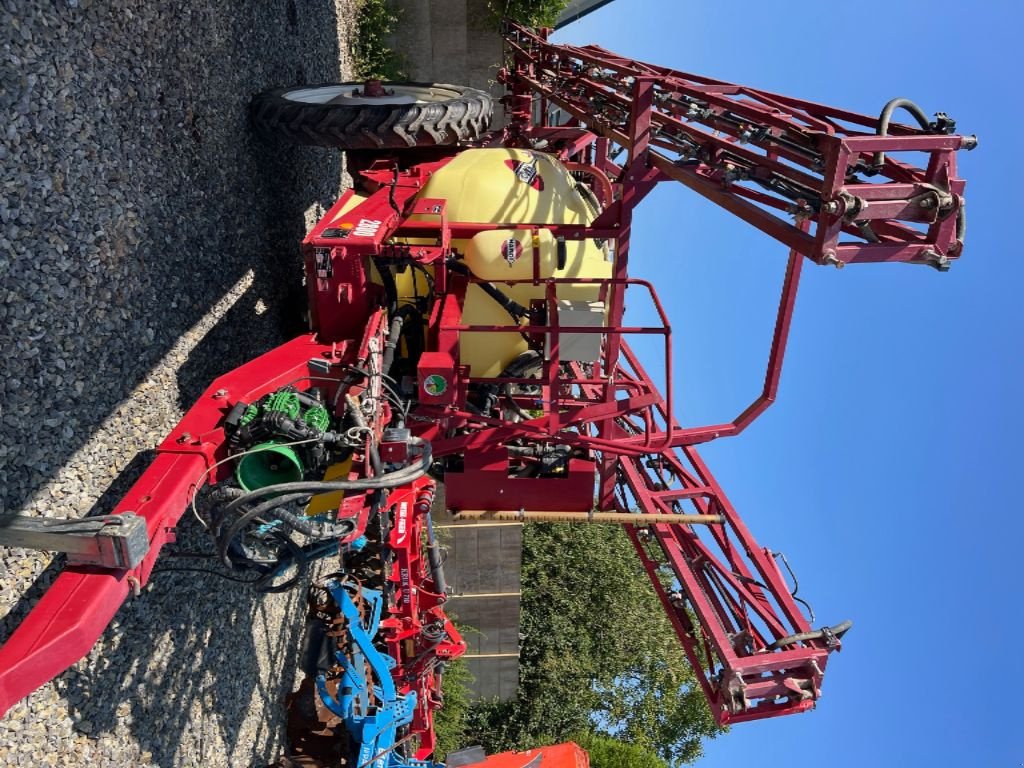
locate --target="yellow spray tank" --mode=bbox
[411,148,612,377]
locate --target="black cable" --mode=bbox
[375,258,399,316]
[409,262,435,296]
[382,315,405,376]
[499,350,543,420]
[388,166,401,218]
[331,365,408,415]
[214,446,431,568]
[218,492,312,567]
[766,620,853,652]
[251,533,310,594]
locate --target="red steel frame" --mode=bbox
[381,479,466,760]
[501,22,972,269]
[0,21,973,731]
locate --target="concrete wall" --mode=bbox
[434,491,522,701]
[386,0,506,126]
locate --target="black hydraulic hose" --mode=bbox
[382,315,405,376]
[218,492,310,567]
[425,513,448,597]
[446,260,529,320]
[251,533,309,594]
[216,492,358,568]
[344,391,391,518]
[873,97,932,169]
[397,304,424,360]
[375,258,399,316]
[220,440,433,516]
[294,389,325,410]
[766,619,854,652]
[271,505,344,538]
[205,484,246,538]
[500,350,543,420]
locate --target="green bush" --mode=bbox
[488,0,572,28]
[434,658,475,759]
[352,0,406,80]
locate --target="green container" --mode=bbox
[236,442,305,491]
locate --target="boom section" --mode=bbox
[500,21,975,269]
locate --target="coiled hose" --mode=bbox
[216,439,433,568]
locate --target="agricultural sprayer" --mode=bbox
[0,21,975,768]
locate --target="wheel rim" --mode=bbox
[281,84,464,107]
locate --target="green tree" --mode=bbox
[569,732,669,768]
[460,523,721,764]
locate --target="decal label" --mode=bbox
[502,237,523,266]
[395,501,409,545]
[400,567,411,605]
[314,247,333,278]
[505,154,545,191]
[314,247,333,292]
[352,218,382,238]
[423,374,448,397]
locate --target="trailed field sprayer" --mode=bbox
[0,21,974,768]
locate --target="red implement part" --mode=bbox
[0,334,346,718]
[459,743,589,768]
[381,479,466,760]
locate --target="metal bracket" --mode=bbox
[0,512,150,569]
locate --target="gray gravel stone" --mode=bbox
[0,0,357,764]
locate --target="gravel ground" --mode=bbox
[0,0,357,764]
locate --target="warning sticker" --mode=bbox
[314,247,333,278]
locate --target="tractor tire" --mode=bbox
[250,82,493,150]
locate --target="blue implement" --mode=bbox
[315,579,440,768]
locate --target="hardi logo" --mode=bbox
[501,237,523,265]
[505,154,545,191]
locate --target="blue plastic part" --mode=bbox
[255,519,284,535]
[346,535,369,553]
[315,580,443,768]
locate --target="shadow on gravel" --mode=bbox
[0,451,158,648]
[174,137,340,410]
[1,0,347,521]
[59,547,309,767]
[0,447,312,765]
[1,0,354,762]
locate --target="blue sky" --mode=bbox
[556,2,1020,765]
